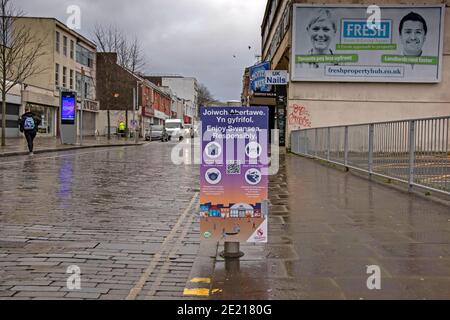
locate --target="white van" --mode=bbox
[165,119,185,141]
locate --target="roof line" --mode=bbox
[17,16,96,48]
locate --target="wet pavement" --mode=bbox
[1,142,449,300]
[0,142,200,300]
[209,152,450,300]
[0,136,140,157]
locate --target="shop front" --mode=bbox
[142,106,155,138]
[154,109,169,125]
[27,103,57,136]
[0,96,21,138]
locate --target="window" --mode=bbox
[63,66,67,88]
[55,31,60,53]
[70,40,74,59]
[76,72,94,100]
[55,63,59,87]
[76,44,95,67]
[70,69,74,89]
[63,36,67,56]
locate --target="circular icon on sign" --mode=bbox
[205,168,222,185]
[203,231,212,239]
[245,142,262,159]
[245,168,262,185]
[205,142,222,159]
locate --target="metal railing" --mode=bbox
[291,116,450,195]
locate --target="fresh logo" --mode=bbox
[342,20,391,39]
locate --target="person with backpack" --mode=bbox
[19,109,41,155]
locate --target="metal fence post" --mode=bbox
[368,124,374,175]
[408,120,416,192]
[344,126,349,166]
[327,127,331,161]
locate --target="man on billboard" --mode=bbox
[399,12,428,57]
[396,10,437,78]
[19,108,41,155]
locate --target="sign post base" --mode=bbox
[220,241,244,259]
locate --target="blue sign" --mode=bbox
[249,61,271,93]
[342,20,391,39]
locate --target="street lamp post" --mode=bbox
[80,67,85,146]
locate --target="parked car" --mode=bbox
[165,119,186,141]
[145,125,169,141]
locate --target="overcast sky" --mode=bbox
[15,0,266,101]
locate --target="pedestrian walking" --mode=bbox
[19,108,41,155]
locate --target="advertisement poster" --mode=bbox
[61,92,76,124]
[249,61,272,94]
[200,107,269,243]
[292,4,445,82]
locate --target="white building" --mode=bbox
[146,75,199,124]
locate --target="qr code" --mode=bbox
[227,161,241,175]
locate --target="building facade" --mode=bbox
[96,52,143,136]
[13,17,98,137]
[146,75,199,124]
[260,0,450,148]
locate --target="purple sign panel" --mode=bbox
[61,92,76,124]
[200,106,269,243]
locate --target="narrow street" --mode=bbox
[0,142,200,300]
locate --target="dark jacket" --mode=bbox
[19,112,41,133]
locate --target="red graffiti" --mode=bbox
[288,104,311,128]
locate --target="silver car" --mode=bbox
[145,125,169,141]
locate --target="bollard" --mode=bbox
[220,241,244,259]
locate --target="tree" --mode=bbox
[128,36,145,73]
[93,25,145,72]
[0,0,46,146]
[92,24,145,139]
[197,83,215,108]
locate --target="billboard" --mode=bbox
[61,92,76,125]
[291,4,445,82]
[200,107,269,243]
[249,61,271,94]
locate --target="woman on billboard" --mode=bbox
[296,9,339,71]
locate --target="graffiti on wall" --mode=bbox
[288,104,311,128]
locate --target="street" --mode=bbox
[0,142,200,300]
[1,143,449,300]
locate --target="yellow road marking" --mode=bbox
[183,288,210,297]
[190,278,211,284]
